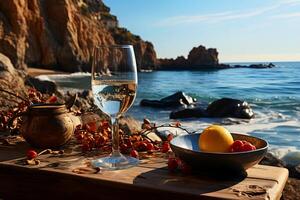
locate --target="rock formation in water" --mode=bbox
[158,45,275,70]
[140,92,196,108]
[0,0,157,72]
[170,98,254,119]
[158,45,220,69]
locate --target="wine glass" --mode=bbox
[91,45,139,170]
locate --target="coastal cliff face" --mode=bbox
[111,27,158,70]
[0,53,27,109]
[159,45,219,69]
[0,0,157,71]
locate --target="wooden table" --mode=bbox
[0,139,288,200]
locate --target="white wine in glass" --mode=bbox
[91,45,139,170]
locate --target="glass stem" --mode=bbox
[111,116,121,157]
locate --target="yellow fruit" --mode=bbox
[199,125,234,153]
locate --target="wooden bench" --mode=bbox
[0,140,288,200]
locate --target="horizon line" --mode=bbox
[220,60,300,64]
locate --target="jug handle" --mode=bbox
[65,93,77,110]
[7,110,29,130]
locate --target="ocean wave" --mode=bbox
[37,72,91,92]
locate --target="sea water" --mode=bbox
[37,62,300,164]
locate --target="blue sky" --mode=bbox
[103,0,300,62]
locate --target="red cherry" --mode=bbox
[176,158,182,166]
[85,122,97,133]
[120,143,128,149]
[27,150,38,160]
[28,88,36,93]
[231,140,244,152]
[101,120,110,129]
[162,142,171,153]
[138,142,148,151]
[242,143,254,151]
[168,157,178,172]
[28,93,36,99]
[47,95,57,103]
[167,134,174,142]
[1,116,8,124]
[94,134,106,146]
[242,140,248,145]
[154,145,159,150]
[76,133,84,141]
[146,143,154,151]
[125,140,133,148]
[130,150,139,158]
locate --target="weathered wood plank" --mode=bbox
[0,142,288,200]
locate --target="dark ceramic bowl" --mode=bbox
[170,133,268,173]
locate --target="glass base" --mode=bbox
[91,153,139,170]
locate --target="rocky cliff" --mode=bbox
[158,45,220,70]
[0,0,157,72]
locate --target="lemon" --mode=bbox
[199,125,234,153]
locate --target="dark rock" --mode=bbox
[260,152,300,179]
[158,56,188,68]
[160,92,196,106]
[233,63,275,69]
[170,107,207,119]
[170,98,254,119]
[25,76,58,95]
[286,164,300,179]
[119,116,141,135]
[282,151,300,167]
[206,98,254,119]
[64,91,94,112]
[140,92,196,108]
[260,153,299,198]
[259,152,285,167]
[248,63,275,68]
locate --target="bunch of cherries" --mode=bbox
[73,118,193,173]
[74,119,172,159]
[229,140,256,152]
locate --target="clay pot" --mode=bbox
[19,104,77,148]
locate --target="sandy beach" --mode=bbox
[28,67,68,77]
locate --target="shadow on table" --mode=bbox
[0,141,30,161]
[133,166,246,199]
